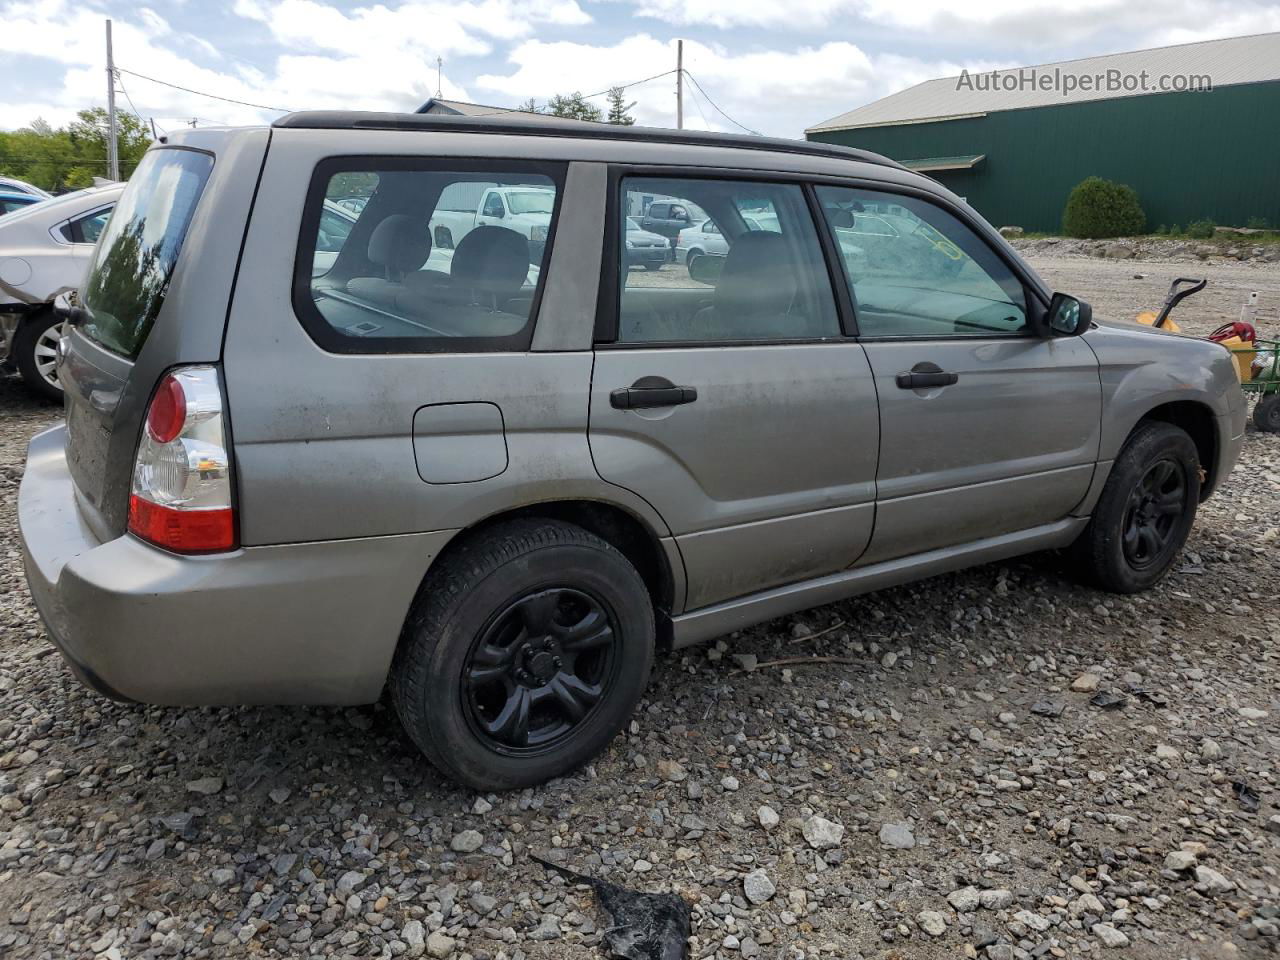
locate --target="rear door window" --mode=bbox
[615,177,840,343]
[295,159,564,353]
[80,148,214,358]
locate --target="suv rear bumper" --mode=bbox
[18,425,456,706]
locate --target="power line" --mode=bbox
[471,69,678,118]
[117,67,293,113]
[680,70,760,135]
[682,75,712,129]
[114,72,162,135]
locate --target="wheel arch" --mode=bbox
[405,498,680,650]
[1137,400,1219,501]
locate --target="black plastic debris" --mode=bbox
[1233,780,1261,813]
[1122,682,1168,707]
[533,854,691,960]
[159,811,197,840]
[1031,700,1065,718]
[1090,689,1128,710]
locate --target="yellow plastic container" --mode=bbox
[1135,311,1179,334]
[1218,337,1256,382]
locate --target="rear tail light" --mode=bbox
[129,366,236,553]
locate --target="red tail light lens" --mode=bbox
[128,496,236,553]
[146,374,187,443]
[129,366,236,554]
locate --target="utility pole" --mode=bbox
[105,19,120,181]
[436,57,443,98]
[675,40,683,130]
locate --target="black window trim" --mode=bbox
[62,204,115,244]
[292,155,567,356]
[594,164,857,349]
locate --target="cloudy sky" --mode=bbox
[2,0,1278,137]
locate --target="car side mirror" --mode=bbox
[688,255,723,286]
[826,208,855,229]
[1044,293,1092,337]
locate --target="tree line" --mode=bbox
[518,87,637,124]
[0,108,152,193]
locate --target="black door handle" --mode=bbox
[610,376,698,410]
[896,361,959,390]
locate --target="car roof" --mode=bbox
[271,111,904,172]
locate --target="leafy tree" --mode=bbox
[544,92,602,123]
[606,87,636,125]
[0,107,153,192]
[516,98,542,114]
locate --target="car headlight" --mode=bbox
[625,239,637,248]
[530,225,548,243]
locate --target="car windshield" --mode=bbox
[79,149,213,358]
[506,191,554,215]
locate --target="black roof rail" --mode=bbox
[271,111,904,171]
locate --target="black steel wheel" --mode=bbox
[391,519,654,790]
[1120,458,1188,571]
[463,587,618,754]
[1071,420,1199,593]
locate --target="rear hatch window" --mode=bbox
[80,148,213,358]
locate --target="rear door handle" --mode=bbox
[896,362,959,390]
[610,376,698,410]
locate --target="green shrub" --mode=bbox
[1155,224,1168,235]
[1186,219,1216,239]
[1246,216,1270,230]
[1168,224,1182,236]
[1062,176,1147,238]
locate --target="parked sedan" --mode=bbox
[0,176,52,199]
[624,218,669,270]
[0,192,44,216]
[675,212,779,270]
[0,182,121,400]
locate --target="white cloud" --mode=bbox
[476,34,979,136]
[0,0,587,131]
[627,0,1280,51]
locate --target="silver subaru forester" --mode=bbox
[18,112,1245,789]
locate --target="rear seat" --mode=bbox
[345,221,532,338]
[397,226,531,337]
[345,215,435,308]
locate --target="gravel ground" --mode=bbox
[2,255,1279,960]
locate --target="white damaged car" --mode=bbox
[0,182,122,399]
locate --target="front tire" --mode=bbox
[391,519,655,790]
[15,310,65,403]
[1072,421,1200,593]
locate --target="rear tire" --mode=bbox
[391,519,655,790]
[1254,395,1280,433]
[15,310,65,403]
[644,262,663,272]
[1071,421,1200,593]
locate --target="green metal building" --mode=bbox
[806,32,1280,233]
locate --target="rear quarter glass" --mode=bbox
[80,148,214,359]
